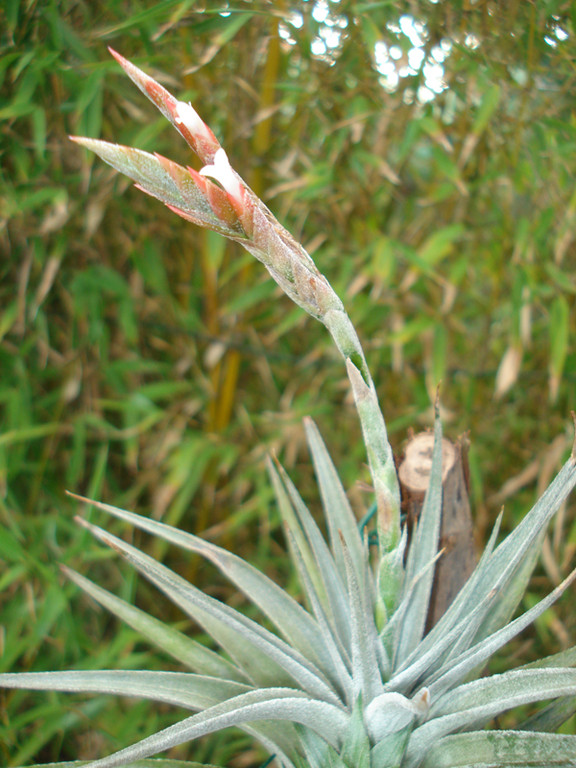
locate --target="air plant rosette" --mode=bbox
[2,50,576,768]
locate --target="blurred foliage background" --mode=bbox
[1,0,576,765]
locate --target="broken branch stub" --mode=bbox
[399,432,476,631]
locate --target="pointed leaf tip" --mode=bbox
[67,489,97,505]
[107,47,140,77]
[73,516,123,555]
[434,385,441,417]
[345,358,370,398]
[107,47,123,62]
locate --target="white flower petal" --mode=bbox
[200,148,243,204]
[175,101,208,137]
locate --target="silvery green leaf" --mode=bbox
[364,692,421,742]
[340,533,383,701]
[268,458,352,647]
[371,726,412,768]
[400,455,576,681]
[394,414,444,667]
[519,695,576,733]
[284,527,353,702]
[77,518,340,704]
[296,728,351,768]
[454,455,576,641]
[407,668,576,766]
[62,567,247,682]
[69,494,335,683]
[240,720,300,768]
[420,730,576,767]
[344,359,401,554]
[411,510,503,662]
[512,647,576,731]
[339,700,371,768]
[428,566,576,697]
[268,457,329,607]
[304,418,369,593]
[385,573,496,695]
[80,689,349,768]
[0,670,250,710]
[434,667,576,720]
[376,533,406,631]
[379,534,429,663]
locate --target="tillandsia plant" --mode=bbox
[2,49,576,768]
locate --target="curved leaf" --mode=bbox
[421,729,576,767]
[81,689,349,768]
[68,494,340,685]
[0,670,249,710]
[76,518,340,705]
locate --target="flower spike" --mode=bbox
[73,50,402,553]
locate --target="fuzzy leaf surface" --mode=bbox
[77,518,340,703]
[304,418,368,594]
[0,670,250,710]
[62,567,247,682]
[407,668,576,766]
[428,565,576,697]
[80,689,349,768]
[70,495,337,682]
[394,414,443,667]
[421,730,576,767]
[70,138,241,237]
[268,459,352,649]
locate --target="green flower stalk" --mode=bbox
[2,50,576,768]
[70,49,400,554]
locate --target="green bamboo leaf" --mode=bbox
[417,224,465,267]
[549,295,570,401]
[472,84,501,135]
[0,423,64,447]
[32,107,47,159]
[431,324,447,388]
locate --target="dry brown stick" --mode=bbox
[398,431,476,632]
